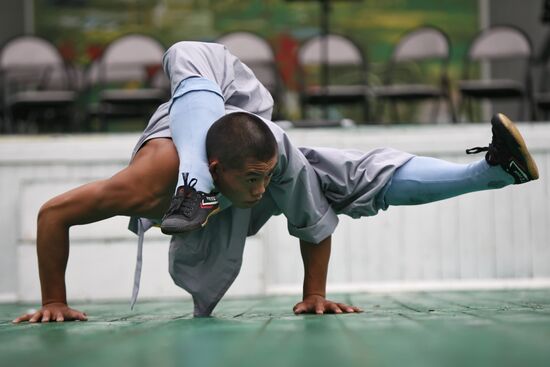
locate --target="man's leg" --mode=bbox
[383,113,539,206]
[161,77,225,234]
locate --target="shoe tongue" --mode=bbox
[176,186,191,196]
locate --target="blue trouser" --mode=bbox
[170,77,224,192]
[169,78,515,205]
[384,156,514,206]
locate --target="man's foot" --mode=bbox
[161,173,220,234]
[466,113,539,184]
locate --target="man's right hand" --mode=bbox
[12,303,88,324]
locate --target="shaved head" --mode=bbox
[206,112,278,169]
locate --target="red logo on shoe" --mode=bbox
[200,197,218,209]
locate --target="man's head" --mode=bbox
[206,112,278,208]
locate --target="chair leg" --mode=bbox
[518,98,525,121]
[456,95,464,123]
[300,99,307,120]
[467,97,475,122]
[3,111,12,134]
[447,95,457,123]
[390,101,399,122]
[99,102,108,132]
[430,98,441,123]
[362,99,370,123]
[373,98,382,123]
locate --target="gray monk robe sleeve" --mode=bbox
[260,119,340,244]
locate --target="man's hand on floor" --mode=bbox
[12,302,88,323]
[293,294,362,315]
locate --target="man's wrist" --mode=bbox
[303,292,325,300]
[42,298,67,306]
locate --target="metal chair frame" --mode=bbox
[86,33,168,131]
[458,25,533,122]
[216,31,284,119]
[297,33,369,122]
[0,35,77,133]
[372,26,455,123]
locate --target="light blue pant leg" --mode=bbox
[170,77,225,193]
[384,156,515,206]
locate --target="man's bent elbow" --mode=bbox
[37,197,66,230]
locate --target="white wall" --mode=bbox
[1,123,549,304]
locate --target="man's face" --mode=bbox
[210,155,278,208]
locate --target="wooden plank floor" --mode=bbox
[2,290,550,367]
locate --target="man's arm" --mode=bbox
[13,139,178,323]
[13,182,102,323]
[293,235,362,315]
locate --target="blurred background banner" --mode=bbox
[33,0,478,58]
[32,0,478,88]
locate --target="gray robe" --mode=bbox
[128,41,413,316]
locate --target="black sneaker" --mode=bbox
[160,173,220,234]
[466,113,539,184]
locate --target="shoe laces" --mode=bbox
[465,128,503,165]
[166,173,201,218]
[465,145,490,154]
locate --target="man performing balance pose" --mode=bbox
[13,42,539,323]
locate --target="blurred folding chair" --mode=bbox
[297,34,369,122]
[216,31,284,119]
[0,35,77,133]
[458,25,533,122]
[371,26,455,123]
[87,34,168,131]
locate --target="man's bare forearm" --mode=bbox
[37,204,70,305]
[300,235,331,299]
[36,181,114,305]
[36,184,100,305]
[294,235,361,314]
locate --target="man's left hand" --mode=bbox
[293,294,362,315]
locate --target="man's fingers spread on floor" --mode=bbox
[56,314,64,322]
[12,314,30,323]
[342,305,357,313]
[42,310,51,323]
[72,311,88,321]
[29,312,42,323]
[335,303,348,312]
[336,304,361,313]
[330,304,343,313]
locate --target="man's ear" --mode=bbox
[209,159,221,180]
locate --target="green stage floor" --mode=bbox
[2,290,550,367]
